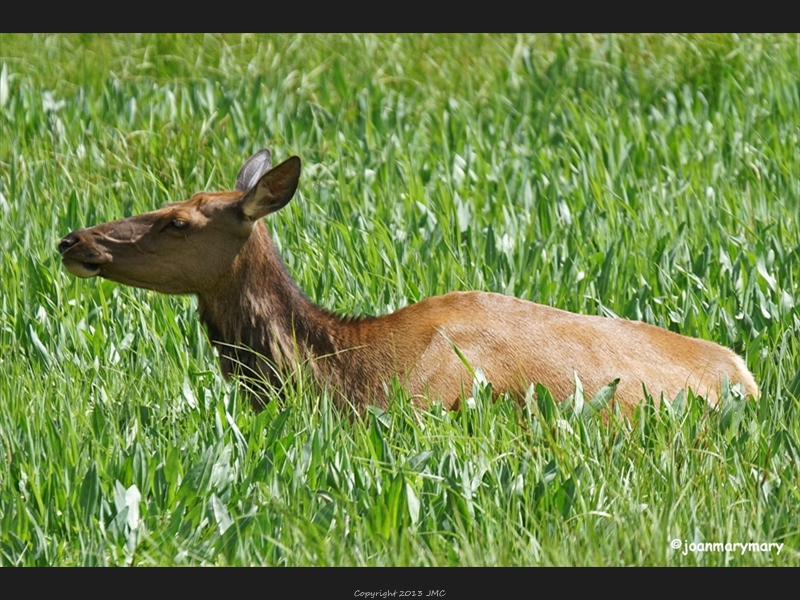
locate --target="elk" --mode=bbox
[59,149,759,416]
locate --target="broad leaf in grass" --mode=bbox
[583,378,619,419]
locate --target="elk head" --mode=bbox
[59,150,301,295]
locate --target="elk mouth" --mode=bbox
[61,257,103,278]
[59,234,111,278]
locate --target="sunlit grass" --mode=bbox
[1,33,799,565]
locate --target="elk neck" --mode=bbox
[195,221,355,399]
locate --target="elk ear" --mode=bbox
[235,149,272,192]
[239,156,301,220]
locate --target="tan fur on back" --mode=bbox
[330,291,757,413]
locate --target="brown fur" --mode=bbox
[59,150,759,416]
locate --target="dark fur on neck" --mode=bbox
[196,222,371,410]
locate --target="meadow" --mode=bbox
[0,34,799,567]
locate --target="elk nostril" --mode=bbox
[59,235,78,254]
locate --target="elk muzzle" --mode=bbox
[59,230,111,278]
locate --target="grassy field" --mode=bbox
[1,34,799,568]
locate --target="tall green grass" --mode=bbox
[1,34,799,566]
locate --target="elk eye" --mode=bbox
[170,219,188,230]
